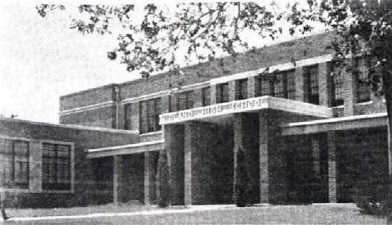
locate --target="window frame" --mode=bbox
[139,98,162,134]
[202,87,211,106]
[304,65,320,105]
[0,139,29,189]
[42,143,71,191]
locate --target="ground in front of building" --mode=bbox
[1,203,385,224]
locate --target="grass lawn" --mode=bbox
[1,203,386,224]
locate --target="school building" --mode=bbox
[0,31,388,207]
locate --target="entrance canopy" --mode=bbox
[160,96,333,125]
[86,140,164,158]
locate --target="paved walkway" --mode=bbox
[3,203,355,222]
[5,205,237,222]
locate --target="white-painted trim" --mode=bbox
[285,112,387,127]
[139,131,162,137]
[0,117,138,135]
[355,101,373,106]
[121,90,169,105]
[59,101,115,116]
[87,140,164,153]
[210,54,334,85]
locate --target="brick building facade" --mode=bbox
[1,31,389,207]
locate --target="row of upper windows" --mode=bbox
[125,59,371,134]
[0,139,71,191]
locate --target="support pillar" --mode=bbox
[259,111,270,203]
[113,155,123,205]
[184,123,193,205]
[327,131,337,203]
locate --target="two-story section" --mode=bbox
[59,31,389,206]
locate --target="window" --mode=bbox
[42,143,71,190]
[0,139,29,188]
[217,83,229,103]
[259,70,296,99]
[330,62,344,106]
[356,58,370,103]
[169,91,194,112]
[304,65,319,105]
[140,98,162,133]
[124,104,132,130]
[202,87,211,106]
[178,91,194,110]
[237,79,248,100]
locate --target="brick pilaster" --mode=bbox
[343,58,356,116]
[295,68,305,102]
[318,63,329,107]
[229,80,236,101]
[184,123,193,205]
[248,76,259,98]
[210,84,217,105]
[113,155,123,205]
[29,140,42,192]
[327,131,337,203]
[259,111,270,203]
[144,152,151,205]
[193,88,203,108]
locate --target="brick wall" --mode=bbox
[0,118,136,208]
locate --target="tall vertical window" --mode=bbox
[356,58,371,103]
[140,98,162,133]
[0,139,29,188]
[304,65,319,105]
[202,87,211,106]
[124,104,132,130]
[217,83,229,103]
[178,91,194,110]
[237,79,248,100]
[259,70,295,99]
[330,64,344,106]
[42,143,71,190]
[260,74,273,96]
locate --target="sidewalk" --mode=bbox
[5,204,236,222]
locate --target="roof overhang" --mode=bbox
[281,113,388,136]
[86,140,164,158]
[159,96,333,125]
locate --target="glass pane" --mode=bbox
[14,141,28,155]
[57,145,70,157]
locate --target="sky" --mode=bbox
[0,0,321,124]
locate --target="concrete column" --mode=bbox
[29,141,42,192]
[327,131,337,203]
[210,84,217,105]
[229,80,236,101]
[248,76,259,98]
[295,67,305,102]
[343,58,356,116]
[184,123,193,205]
[318,63,329,107]
[193,88,203,108]
[113,155,123,205]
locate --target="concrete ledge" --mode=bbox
[86,140,164,158]
[281,113,388,135]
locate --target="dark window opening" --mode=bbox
[259,70,295,99]
[42,143,71,190]
[304,65,320,105]
[140,98,162,134]
[0,139,29,189]
[202,87,211,106]
[356,58,371,103]
[237,79,248,100]
[217,83,229,103]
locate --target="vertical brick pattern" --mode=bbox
[164,124,185,205]
[113,155,123,205]
[318,63,329,107]
[29,141,42,192]
[344,59,356,116]
[144,152,151,205]
[295,68,305,102]
[229,81,236,101]
[193,89,203,108]
[327,131,337,203]
[130,102,139,131]
[248,76,258,98]
[184,123,193,205]
[210,84,217,105]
